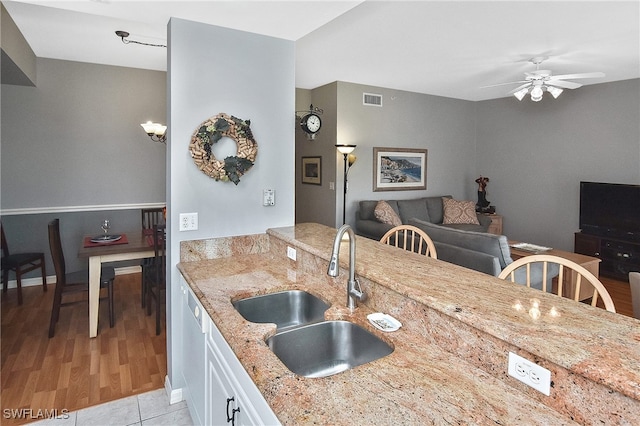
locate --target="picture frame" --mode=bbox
[301,156,322,185]
[373,147,427,191]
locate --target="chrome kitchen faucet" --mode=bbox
[327,224,366,310]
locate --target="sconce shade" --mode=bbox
[141,121,167,143]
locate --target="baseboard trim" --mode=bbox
[165,375,184,404]
[3,266,142,290]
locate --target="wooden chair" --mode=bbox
[144,224,166,335]
[141,207,164,307]
[48,219,116,338]
[1,223,47,305]
[498,254,616,313]
[629,272,640,320]
[380,225,438,259]
[141,208,164,230]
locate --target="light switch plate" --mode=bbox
[263,189,275,206]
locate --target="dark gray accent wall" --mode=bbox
[1,58,166,210]
[476,79,640,251]
[295,84,338,227]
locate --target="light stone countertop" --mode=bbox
[178,223,640,425]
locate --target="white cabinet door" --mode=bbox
[205,316,280,426]
[206,339,244,425]
[181,281,207,425]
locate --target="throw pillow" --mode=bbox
[374,201,402,226]
[442,198,480,225]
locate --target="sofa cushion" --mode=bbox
[426,196,448,224]
[442,198,480,225]
[433,241,502,276]
[374,201,402,226]
[409,218,513,269]
[397,198,430,223]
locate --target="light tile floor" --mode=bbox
[30,389,193,426]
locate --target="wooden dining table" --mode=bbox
[78,230,155,337]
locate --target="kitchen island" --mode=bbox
[178,223,639,425]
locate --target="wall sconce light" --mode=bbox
[141,121,167,144]
[336,144,357,225]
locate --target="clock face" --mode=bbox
[302,114,321,133]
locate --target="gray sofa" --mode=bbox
[355,196,491,241]
[408,218,558,289]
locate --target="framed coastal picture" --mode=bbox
[301,156,322,185]
[373,147,427,191]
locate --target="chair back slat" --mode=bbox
[380,225,438,259]
[1,224,9,257]
[498,254,616,313]
[142,208,164,230]
[47,219,67,286]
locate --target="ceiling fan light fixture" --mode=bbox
[548,86,563,99]
[530,86,544,102]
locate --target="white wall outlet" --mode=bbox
[508,352,551,396]
[329,182,335,190]
[179,212,198,231]
[263,189,275,206]
[287,246,296,261]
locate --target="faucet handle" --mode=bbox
[349,278,367,302]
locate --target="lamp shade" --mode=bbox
[336,144,356,155]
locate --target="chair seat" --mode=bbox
[2,252,44,268]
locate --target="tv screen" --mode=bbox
[579,181,640,239]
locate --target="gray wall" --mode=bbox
[1,58,166,276]
[476,79,640,251]
[1,58,166,210]
[335,82,478,228]
[167,18,295,389]
[295,84,338,227]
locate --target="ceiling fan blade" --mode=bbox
[549,71,605,80]
[547,80,582,89]
[480,80,528,89]
[507,83,531,95]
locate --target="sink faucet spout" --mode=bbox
[327,224,366,310]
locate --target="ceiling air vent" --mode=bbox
[363,92,383,107]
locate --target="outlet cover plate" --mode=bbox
[508,352,551,396]
[179,213,198,231]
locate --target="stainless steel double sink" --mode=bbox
[232,290,393,378]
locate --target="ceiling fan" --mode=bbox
[484,57,605,102]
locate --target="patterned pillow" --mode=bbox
[374,201,402,226]
[442,198,480,225]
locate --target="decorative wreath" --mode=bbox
[189,113,258,185]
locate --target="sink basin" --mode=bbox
[232,290,330,331]
[266,320,393,378]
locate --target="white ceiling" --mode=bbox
[4,0,640,101]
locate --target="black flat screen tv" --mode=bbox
[579,181,640,241]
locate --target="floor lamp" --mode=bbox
[336,144,357,225]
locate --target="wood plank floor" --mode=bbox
[1,273,166,425]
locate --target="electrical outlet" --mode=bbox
[287,246,296,261]
[179,213,198,231]
[508,352,551,396]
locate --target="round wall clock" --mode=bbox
[300,113,322,135]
